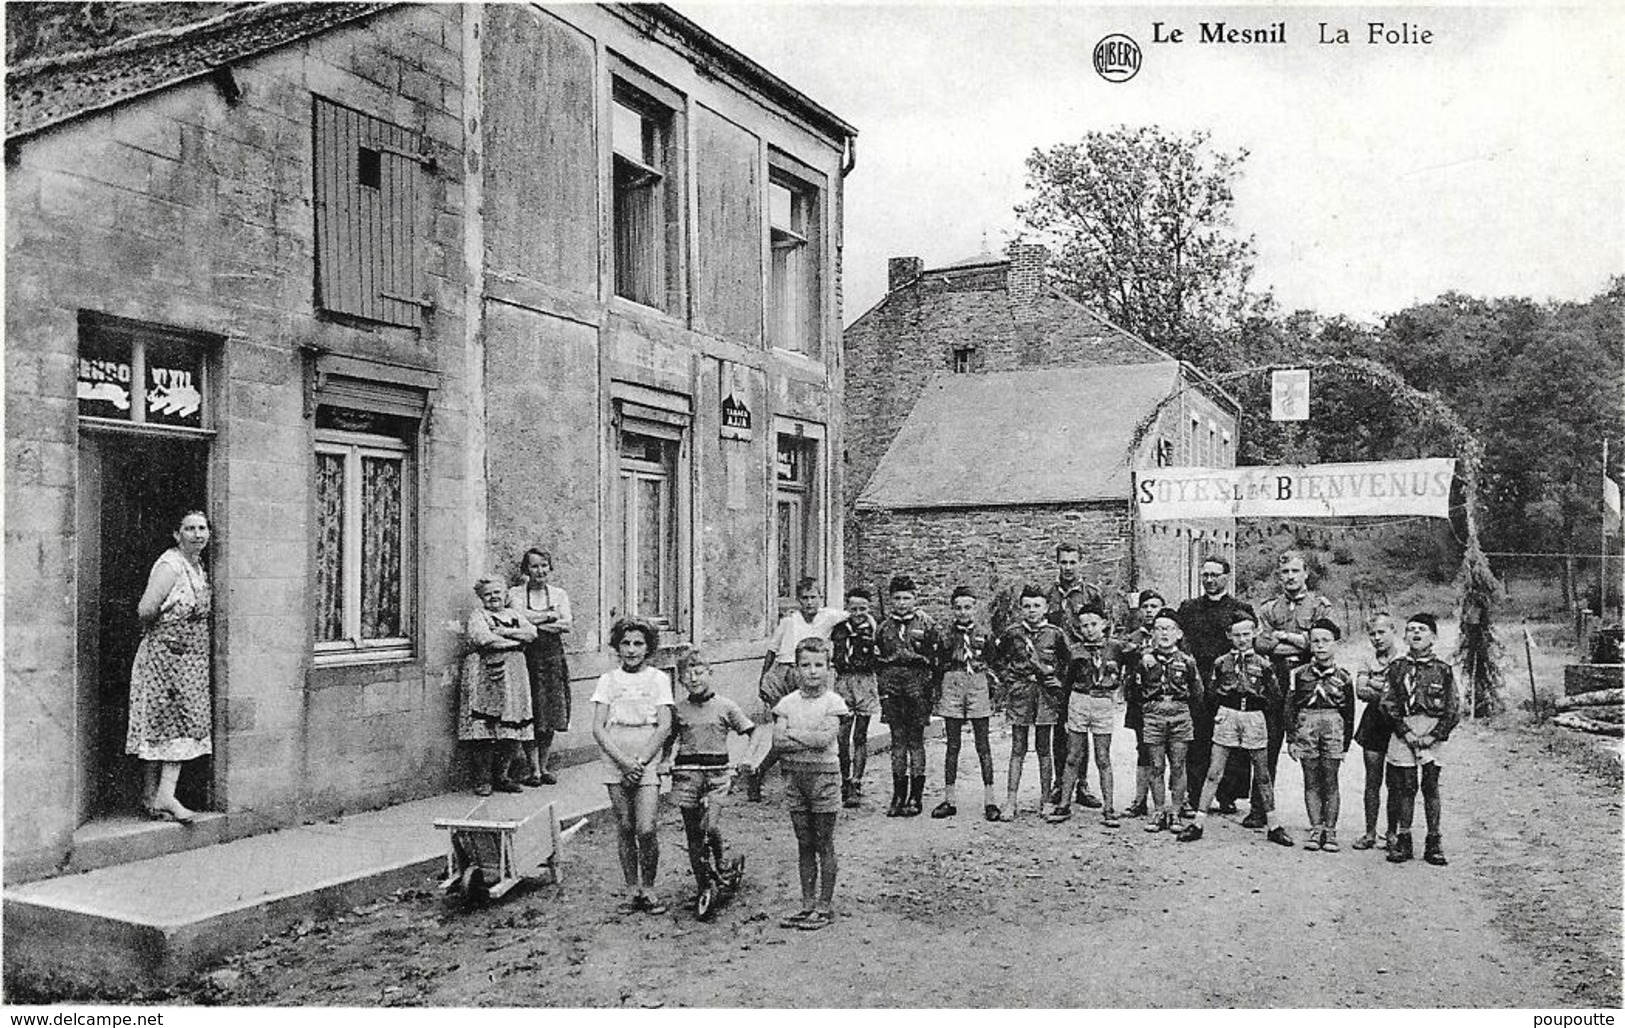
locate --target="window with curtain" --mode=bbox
[315,408,415,662]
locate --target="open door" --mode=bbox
[76,431,211,820]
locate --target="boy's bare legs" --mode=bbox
[680,804,711,885]
[1178,742,1229,840]
[1322,757,1342,828]
[1146,742,1167,816]
[837,714,855,787]
[1302,757,1324,838]
[971,717,996,811]
[1092,732,1115,818]
[813,811,839,912]
[789,811,818,915]
[938,717,965,814]
[1419,764,1446,863]
[851,714,871,785]
[1049,728,1088,821]
[1166,740,1188,816]
[1034,724,1056,810]
[1005,725,1030,818]
[1059,730,1087,808]
[1359,748,1384,845]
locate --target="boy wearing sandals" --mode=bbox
[1351,613,1399,850]
[1286,619,1356,852]
[1050,605,1122,828]
[1381,612,1458,866]
[774,637,848,930]
[1179,612,1293,847]
[933,585,999,822]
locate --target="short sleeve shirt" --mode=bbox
[772,689,848,771]
[671,694,753,767]
[768,608,846,664]
[589,667,674,727]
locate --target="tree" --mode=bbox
[1016,126,1260,367]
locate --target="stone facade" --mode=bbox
[4,4,853,882]
[847,503,1131,624]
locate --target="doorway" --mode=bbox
[76,431,212,821]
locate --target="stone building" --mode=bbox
[5,3,854,882]
[843,246,1239,621]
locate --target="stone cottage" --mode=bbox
[843,245,1240,621]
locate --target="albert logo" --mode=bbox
[1093,33,1142,83]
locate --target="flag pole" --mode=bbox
[1604,437,1611,622]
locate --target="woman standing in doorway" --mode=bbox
[128,509,213,824]
[509,548,573,785]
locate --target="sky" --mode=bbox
[675,2,1625,325]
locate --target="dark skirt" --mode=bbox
[1353,701,1391,753]
[524,633,572,733]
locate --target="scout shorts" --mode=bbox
[1065,693,1117,735]
[936,670,993,720]
[1213,706,1269,750]
[1385,714,1448,767]
[836,672,881,718]
[1140,702,1193,746]
[1353,701,1392,753]
[1291,708,1348,760]
[784,769,843,813]
[669,767,732,808]
[1006,681,1065,726]
[878,669,932,727]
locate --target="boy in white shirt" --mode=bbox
[749,577,844,800]
[772,637,848,931]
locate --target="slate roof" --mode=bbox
[6,3,857,145]
[854,363,1184,511]
[6,3,391,140]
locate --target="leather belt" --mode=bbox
[1219,695,1266,711]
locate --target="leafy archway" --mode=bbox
[1127,357,1503,715]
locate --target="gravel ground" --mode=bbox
[96,703,1622,1009]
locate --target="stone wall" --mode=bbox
[5,5,469,879]
[847,503,1133,626]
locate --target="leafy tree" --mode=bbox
[1016,126,1260,367]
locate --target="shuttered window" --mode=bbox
[313,96,428,328]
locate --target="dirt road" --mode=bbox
[156,704,1618,1008]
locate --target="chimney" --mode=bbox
[888,256,923,292]
[1007,242,1047,316]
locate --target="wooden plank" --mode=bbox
[432,816,525,831]
[337,104,361,318]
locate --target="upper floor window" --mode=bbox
[952,347,974,374]
[312,96,431,328]
[611,69,683,312]
[767,154,822,356]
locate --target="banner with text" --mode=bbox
[1133,458,1457,521]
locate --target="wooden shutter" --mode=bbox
[313,96,425,328]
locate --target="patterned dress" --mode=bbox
[127,549,213,761]
[459,607,536,741]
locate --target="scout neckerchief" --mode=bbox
[950,621,979,672]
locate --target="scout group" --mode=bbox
[464,545,1458,927]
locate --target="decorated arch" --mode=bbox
[1124,356,1503,716]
